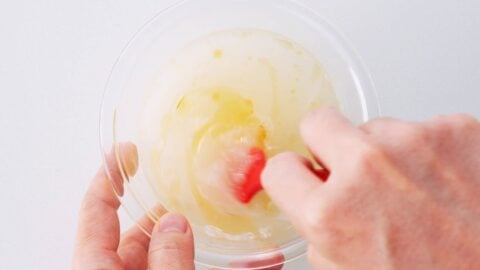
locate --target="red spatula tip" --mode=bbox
[232,147,267,204]
[314,168,329,181]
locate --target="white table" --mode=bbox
[1,1,479,269]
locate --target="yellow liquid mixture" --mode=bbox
[139,29,338,246]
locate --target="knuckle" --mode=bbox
[450,113,477,123]
[302,194,337,235]
[149,237,183,255]
[448,113,478,130]
[431,114,479,138]
[352,142,386,172]
[399,125,429,148]
[434,113,477,130]
[360,117,396,133]
[359,120,379,133]
[302,192,360,256]
[393,124,431,151]
[75,250,123,270]
[358,142,384,160]
[302,196,326,233]
[430,116,452,135]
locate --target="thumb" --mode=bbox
[148,213,195,270]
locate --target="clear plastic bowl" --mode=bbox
[100,0,380,269]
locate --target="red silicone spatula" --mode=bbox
[233,147,329,204]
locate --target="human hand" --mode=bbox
[72,143,195,270]
[262,108,480,269]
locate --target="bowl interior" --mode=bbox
[100,0,379,268]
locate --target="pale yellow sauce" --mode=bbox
[139,29,338,245]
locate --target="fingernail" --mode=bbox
[156,213,188,233]
[119,142,139,177]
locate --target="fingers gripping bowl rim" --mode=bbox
[99,0,380,268]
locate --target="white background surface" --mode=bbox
[1,1,479,269]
